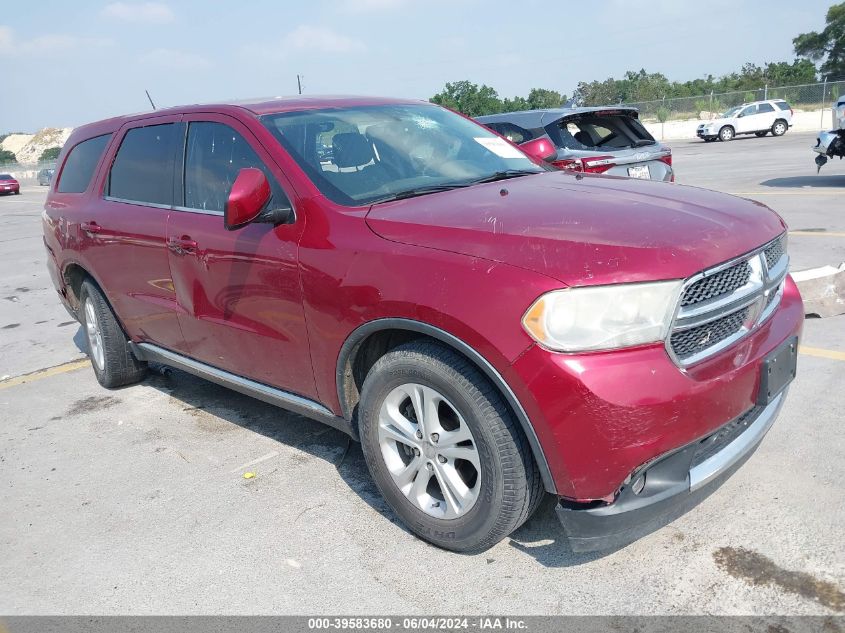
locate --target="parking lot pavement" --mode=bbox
[1,140,844,615]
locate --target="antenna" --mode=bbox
[297,74,302,95]
[145,90,157,110]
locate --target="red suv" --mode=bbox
[43,97,802,553]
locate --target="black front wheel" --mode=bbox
[358,340,544,553]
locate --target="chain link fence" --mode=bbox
[0,159,57,183]
[627,80,845,123]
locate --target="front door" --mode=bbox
[166,114,317,400]
[736,104,760,134]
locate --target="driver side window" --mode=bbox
[740,105,757,117]
[183,121,288,214]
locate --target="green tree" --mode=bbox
[39,147,62,162]
[526,88,566,109]
[794,2,845,80]
[430,81,503,116]
[656,106,671,140]
[0,149,15,163]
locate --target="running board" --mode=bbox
[131,343,356,439]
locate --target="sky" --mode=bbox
[0,0,836,132]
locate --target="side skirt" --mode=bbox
[131,342,356,439]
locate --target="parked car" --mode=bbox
[44,96,802,553]
[477,107,674,181]
[697,100,793,142]
[37,168,55,186]
[812,94,845,172]
[0,173,20,195]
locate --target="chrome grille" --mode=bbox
[667,234,788,367]
[764,237,785,269]
[680,261,751,306]
[670,307,750,360]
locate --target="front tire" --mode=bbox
[772,120,787,137]
[719,126,735,142]
[79,279,148,388]
[359,340,543,553]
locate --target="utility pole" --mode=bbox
[297,74,302,95]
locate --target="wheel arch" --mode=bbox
[336,318,557,493]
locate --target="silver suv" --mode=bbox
[477,107,674,182]
[697,100,793,142]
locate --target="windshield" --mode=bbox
[721,107,741,118]
[261,104,544,206]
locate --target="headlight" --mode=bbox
[522,281,683,352]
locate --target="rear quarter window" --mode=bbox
[483,122,535,144]
[56,134,111,193]
[107,124,178,206]
[775,101,791,111]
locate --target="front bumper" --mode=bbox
[556,389,787,552]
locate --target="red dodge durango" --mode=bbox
[43,96,803,553]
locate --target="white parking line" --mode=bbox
[229,451,281,474]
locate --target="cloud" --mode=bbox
[0,26,112,57]
[138,48,210,70]
[286,25,365,53]
[101,2,174,23]
[338,0,407,12]
[243,25,364,59]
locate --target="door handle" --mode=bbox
[81,221,102,235]
[167,236,198,255]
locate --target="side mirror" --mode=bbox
[519,137,557,163]
[225,168,272,231]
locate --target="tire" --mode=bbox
[358,340,543,553]
[14,190,20,195]
[771,120,787,137]
[719,126,735,142]
[755,131,768,137]
[79,279,147,388]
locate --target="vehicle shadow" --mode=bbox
[89,353,610,568]
[760,175,845,188]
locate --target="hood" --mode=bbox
[365,171,785,287]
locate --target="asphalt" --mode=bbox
[0,132,843,615]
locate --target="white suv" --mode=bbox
[697,100,793,142]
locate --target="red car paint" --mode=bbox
[43,96,803,508]
[0,175,20,194]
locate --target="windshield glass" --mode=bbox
[261,104,544,206]
[721,107,741,118]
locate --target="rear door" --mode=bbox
[166,113,317,399]
[756,102,777,130]
[82,116,187,351]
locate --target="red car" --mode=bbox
[43,97,802,553]
[0,173,20,195]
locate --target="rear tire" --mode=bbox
[719,126,735,142]
[79,279,148,388]
[358,340,543,553]
[755,131,768,137]
[771,120,787,137]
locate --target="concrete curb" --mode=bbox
[792,263,845,318]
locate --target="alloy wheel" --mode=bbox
[84,298,105,371]
[377,383,481,519]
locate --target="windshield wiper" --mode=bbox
[469,169,542,184]
[369,183,472,204]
